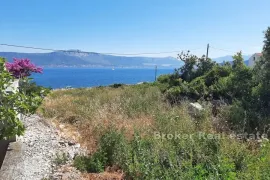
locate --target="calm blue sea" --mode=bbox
[32,68,174,89]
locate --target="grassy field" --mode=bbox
[38,84,270,179]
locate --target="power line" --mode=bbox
[0,43,62,52]
[108,50,185,56]
[103,48,202,55]
[209,46,238,53]
[0,43,201,56]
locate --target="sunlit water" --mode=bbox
[32,68,175,89]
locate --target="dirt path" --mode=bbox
[1,115,87,180]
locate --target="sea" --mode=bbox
[32,68,175,89]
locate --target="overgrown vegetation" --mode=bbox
[39,84,270,179]
[157,27,270,134]
[39,27,270,179]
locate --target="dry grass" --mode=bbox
[82,171,124,180]
[38,84,215,154]
[39,85,214,151]
[38,84,270,179]
[38,84,176,152]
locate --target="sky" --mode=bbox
[1,0,270,58]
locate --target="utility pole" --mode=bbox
[206,43,209,60]
[155,65,157,81]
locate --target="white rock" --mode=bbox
[74,143,80,148]
[190,102,204,111]
[59,124,65,129]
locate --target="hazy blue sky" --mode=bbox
[1,0,270,58]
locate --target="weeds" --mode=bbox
[39,84,270,179]
[53,152,68,166]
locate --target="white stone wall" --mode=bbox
[6,79,19,92]
[5,79,21,120]
[248,54,261,67]
[0,79,21,140]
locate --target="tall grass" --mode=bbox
[39,84,168,151]
[40,85,165,120]
[38,84,270,179]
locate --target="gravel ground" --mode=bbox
[12,115,87,180]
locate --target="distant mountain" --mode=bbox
[212,55,250,63]
[0,50,184,68]
[0,51,253,68]
[212,55,251,66]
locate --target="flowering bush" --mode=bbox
[0,57,49,139]
[5,58,43,78]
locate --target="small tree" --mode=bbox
[229,52,253,100]
[196,56,216,78]
[178,51,215,82]
[232,52,245,69]
[253,27,270,117]
[178,51,197,82]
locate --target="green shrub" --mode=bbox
[74,151,106,173]
[74,156,89,172]
[157,72,181,88]
[74,129,128,173]
[157,74,171,84]
[165,86,182,102]
[99,128,128,166]
[109,83,124,88]
[221,102,247,133]
[165,83,190,103]
[188,77,208,100]
[19,79,51,113]
[204,65,231,87]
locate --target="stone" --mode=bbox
[67,141,76,146]
[59,124,65,129]
[189,102,204,111]
[74,143,80,148]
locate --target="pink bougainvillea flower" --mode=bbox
[5,58,43,78]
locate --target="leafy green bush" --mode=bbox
[74,128,127,173]
[188,76,209,100]
[98,128,127,167]
[204,65,231,87]
[74,151,106,173]
[157,74,171,84]
[157,73,181,86]
[165,86,182,102]
[19,80,51,113]
[109,83,124,88]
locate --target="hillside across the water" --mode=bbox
[0,51,183,68]
[0,51,251,68]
